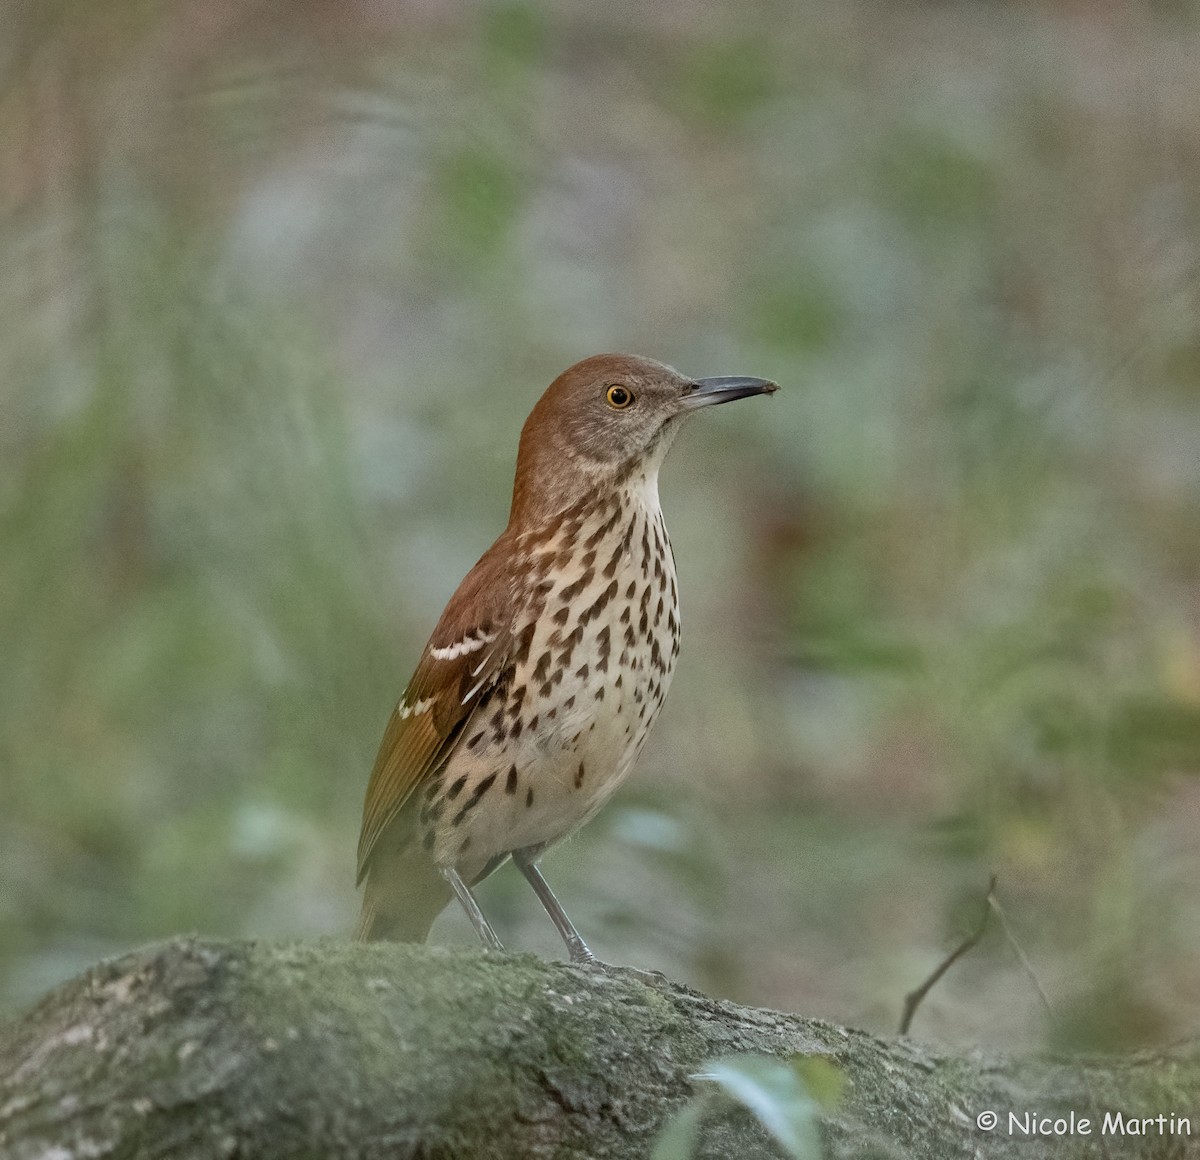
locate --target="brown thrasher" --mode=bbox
[356,353,777,963]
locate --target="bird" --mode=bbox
[356,353,777,963]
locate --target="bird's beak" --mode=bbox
[682,376,779,409]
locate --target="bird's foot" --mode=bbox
[567,949,668,986]
[610,962,670,986]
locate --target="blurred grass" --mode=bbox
[1,0,1199,1052]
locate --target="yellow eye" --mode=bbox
[605,384,634,409]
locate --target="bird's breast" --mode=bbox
[424,482,681,876]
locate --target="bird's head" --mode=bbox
[511,353,777,523]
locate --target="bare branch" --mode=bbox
[899,874,997,1035]
[990,887,1054,1016]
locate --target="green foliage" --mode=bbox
[875,128,995,233]
[652,1054,834,1160]
[751,273,844,355]
[671,36,778,130]
[481,0,547,72]
[429,145,524,273]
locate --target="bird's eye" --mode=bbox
[605,385,634,409]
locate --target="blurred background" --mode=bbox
[2,0,1199,1054]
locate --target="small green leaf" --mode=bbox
[698,1054,823,1159]
[791,1056,845,1111]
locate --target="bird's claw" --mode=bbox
[569,955,668,986]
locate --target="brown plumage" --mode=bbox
[357,353,777,960]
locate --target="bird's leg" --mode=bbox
[514,851,668,985]
[512,850,597,965]
[439,866,504,951]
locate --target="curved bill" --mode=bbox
[682,375,779,409]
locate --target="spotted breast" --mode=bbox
[417,465,679,884]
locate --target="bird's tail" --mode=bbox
[356,842,452,943]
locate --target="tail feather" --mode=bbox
[357,840,452,943]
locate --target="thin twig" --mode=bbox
[898,875,997,1035]
[988,890,1053,1016]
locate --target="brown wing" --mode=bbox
[356,539,520,883]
